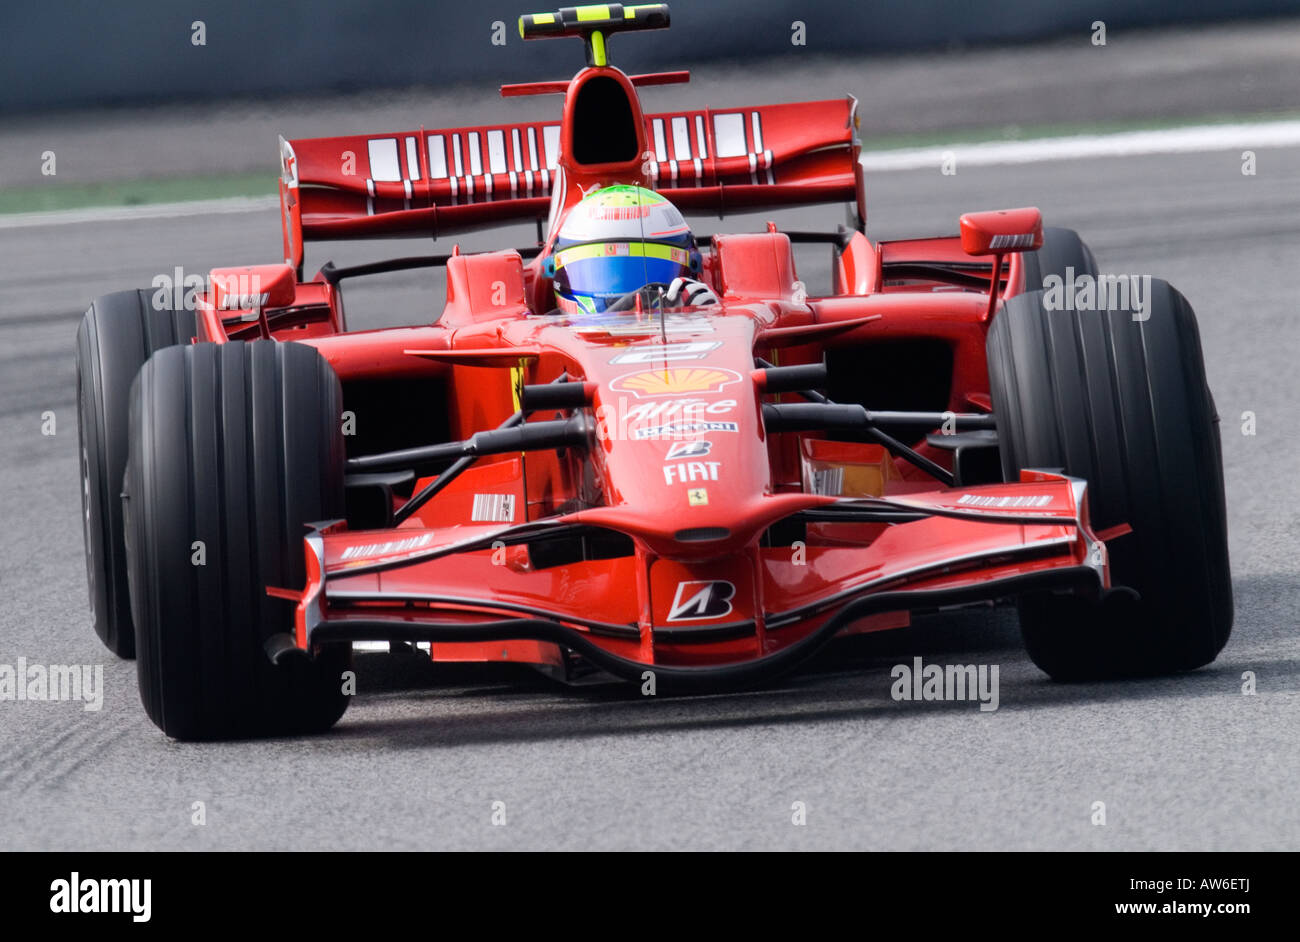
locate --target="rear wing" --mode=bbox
[278,96,862,269]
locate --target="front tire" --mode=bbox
[125,341,350,739]
[1018,226,1098,292]
[987,278,1232,679]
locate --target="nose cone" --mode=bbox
[586,315,772,556]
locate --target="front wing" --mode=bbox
[277,471,1112,687]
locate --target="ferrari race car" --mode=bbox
[76,4,1232,739]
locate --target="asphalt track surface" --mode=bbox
[3,59,1300,853]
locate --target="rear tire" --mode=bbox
[76,289,196,658]
[125,340,350,739]
[987,278,1232,680]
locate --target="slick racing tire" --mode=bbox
[76,289,196,658]
[124,341,350,739]
[1019,226,1098,292]
[987,278,1232,680]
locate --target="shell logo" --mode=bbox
[610,367,742,399]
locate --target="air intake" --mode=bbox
[674,527,730,543]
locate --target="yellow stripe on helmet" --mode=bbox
[554,241,689,269]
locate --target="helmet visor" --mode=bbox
[553,241,694,307]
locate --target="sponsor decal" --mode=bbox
[609,341,720,364]
[471,493,516,523]
[663,461,720,485]
[211,271,268,310]
[667,580,735,621]
[570,313,715,336]
[218,291,270,311]
[988,233,1037,251]
[598,397,739,442]
[624,398,735,422]
[955,494,1053,508]
[687,487,709,506]
[666,440,712,459]
[592,204,651,220]
[339,534,435,561]
[634,421,738,440]
[610,367,742,398]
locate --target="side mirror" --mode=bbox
[210,263,297,312]
[959,207,1043,256]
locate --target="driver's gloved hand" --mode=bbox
[664,277,720,308]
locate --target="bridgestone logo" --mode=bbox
[667,580,736,621]
[956,494,1052,508]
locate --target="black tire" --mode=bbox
[987,278,1232,680]
[1019,226,1098,292]
[124,340,350,739]
[76,289,196,658]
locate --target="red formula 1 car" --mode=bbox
[76,4,1231,739]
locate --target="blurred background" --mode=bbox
[4,0,1300,196]
[5,0,1300,112]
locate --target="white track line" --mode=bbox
[3,120,1298,228]
[858,119,1300,172]
[0,195,278,229]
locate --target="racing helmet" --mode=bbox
[547,185,700,314]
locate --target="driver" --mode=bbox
[545,185,720,314]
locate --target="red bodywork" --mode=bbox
[189,58,1110,686]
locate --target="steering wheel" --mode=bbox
[605,283,672,312]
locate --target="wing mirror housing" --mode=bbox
[210,263,297,315]
[958,207,1044,318]
[959,207,1043,257]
